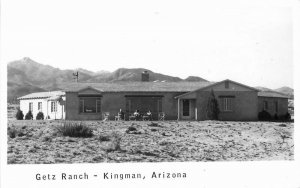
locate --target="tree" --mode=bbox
[36,112,44,120]
[206,89,220,120]
[15,108,24,120]
[25,111,33,120]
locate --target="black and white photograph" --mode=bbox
[0,0,299,187]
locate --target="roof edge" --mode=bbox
[175,79,259,99]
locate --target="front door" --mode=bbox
[182,99,190,119]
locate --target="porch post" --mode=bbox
[177,98,180,121]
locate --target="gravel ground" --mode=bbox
[7,120,294,164]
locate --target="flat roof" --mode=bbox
[17,91,65,100]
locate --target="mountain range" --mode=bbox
[7,57,293,103]
[7,57,208,103]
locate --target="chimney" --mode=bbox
[141,71,150,82]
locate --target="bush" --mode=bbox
[98,135,110,142]
[36,112,44,120]
[126,126,137,133]
[15,108,24,120]
[56,121,93,138]
[284,112,291,121]
[108,132,122,151]
[7,127,18,138]
[258,110,272,121]
[148,122,160,127]
[25,111,33,120]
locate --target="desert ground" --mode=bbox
[7,119,294,164]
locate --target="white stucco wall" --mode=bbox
[19,98,65,120]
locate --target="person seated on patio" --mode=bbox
[118,108,125,120]
[133,110,140,120]
[146,110,152,116]
[115,108,125,120]
[143,110,152,120]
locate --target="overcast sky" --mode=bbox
[1,0,293,89]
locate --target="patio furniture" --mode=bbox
[142,114,152,121]
[102,112,110,121]
[129,113,136,121]
[158,112,165,121]
[115,112,124,121]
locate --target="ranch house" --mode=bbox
[18,73,289,121]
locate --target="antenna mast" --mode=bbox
[73,71,79,82]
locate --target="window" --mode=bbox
[38,102,42,111]
[222,97,233,111]
[51,101,57,112]
[29,102,33,112]
[274,101,278,113]
[263,101,268,111]
[79,97,101,113]
[182,99,190,116]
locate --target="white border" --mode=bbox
[1,1,300,188]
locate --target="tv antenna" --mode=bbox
[73,71,79,82]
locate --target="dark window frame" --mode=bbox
[79,97,101,114]
[38,102,42,111]
[51,101,57,112]
[222,97,234,112]
[29,102,33,112]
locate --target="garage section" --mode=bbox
[125,95,163,120]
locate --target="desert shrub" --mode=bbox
[284,112,291,121]
[56,121,93,138]
[36,112,44,120]
[109,132,122,151]
[148,122,160,127]
[7,127,18,138]
[98,135,110,142]
[258,110,272,121]
[125,126,137,133]
[206,89,220,120]
[15,108,24,120]
[25,111,33,120]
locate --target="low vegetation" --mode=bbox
[258,110,291,121]
[55,121,93,138]
[15,108,24,120]
[36,112,44,120]
[25,111,33,120]
[7,120,294,164]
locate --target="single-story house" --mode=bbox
[17,73,289,121]
[18,91,66,120]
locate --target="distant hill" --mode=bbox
[255,86,294,99]
[185,76,207,82]
[7,57,208,103]
[274,87,294,99]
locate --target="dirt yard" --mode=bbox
[7,120,294,164]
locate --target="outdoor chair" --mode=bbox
[142,114,152,121]
[129,113,136,121]
[115,113,124,121]
[102,112,110,121]
[158,112,165,121]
